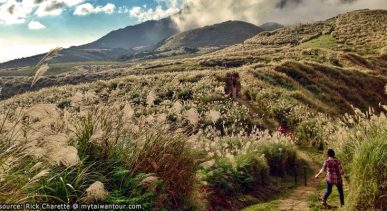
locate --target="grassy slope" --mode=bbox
[302,35,340,50]
[0,61,124,77]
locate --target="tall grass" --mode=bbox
[70,108,202,208]
[31,47,62,87]
[348,128,386,209]
[0,105,201,209]
[329,109,387,210]
[0,143,35,202]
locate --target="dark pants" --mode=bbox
[323,182,344,206]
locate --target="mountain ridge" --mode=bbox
[0,18,283,68]
[154,20,264,52]
[0,18,179,68]
[77,17,178,50]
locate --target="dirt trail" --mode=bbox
[277,150,321,211]
[236,96,322,211]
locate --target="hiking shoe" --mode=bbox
[321,199,329,207]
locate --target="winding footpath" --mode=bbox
[237,96,322,210]
[277,150,321,211]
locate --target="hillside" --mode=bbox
[1,10,386,106]
[155,21,264,52]
[0,9,386,211]
[219,9,387,55]
[197,9,387,112]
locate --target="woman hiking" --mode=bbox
[315,148,345,208]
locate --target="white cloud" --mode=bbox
[0,0,86,24]
[172,0,387,31]
[21,0,43,8]
[126,0,183,21]
[73,3,115,16]
[35,0,85,17]
[64,0,85,7]
[118,6,129,14]
[128,6,180,21]
[35,1,64,17]
[28,20,46,29]
[0,0,34,24]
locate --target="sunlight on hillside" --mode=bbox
[301,35,340,50]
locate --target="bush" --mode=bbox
[106,172,162,209]
[235,153,269,191]
[176,90,193,101]
[205,158,236,195]
[158,90,174,100]
[56,99,71,109]
[295,119,326,149]
[129,92,146,105]
[204,153,269,195]
[257,142,297,177]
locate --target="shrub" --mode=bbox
[158,90,174,100]
[106,172,162,209]
[56,99,71,109]
[257,142,297,177]
[295,118,327,149]
[129,92,146,105]
[204,153,269,195]
[110,82,118,90]
[205,158,236,195]
[176,90,193,101]
[235,153,269,191]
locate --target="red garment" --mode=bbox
[322,158,344,185]
[277,126,286,133]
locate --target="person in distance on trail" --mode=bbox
[224,72,241,99]
[276,123,294,140]
[315,148,345,208]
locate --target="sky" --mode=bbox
[0,0,386,63]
